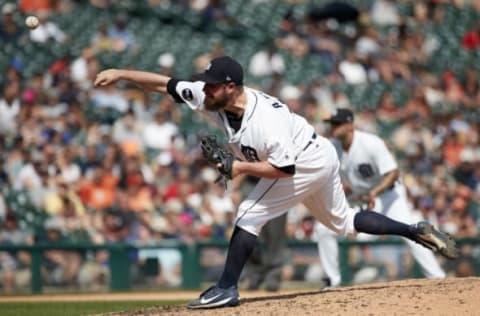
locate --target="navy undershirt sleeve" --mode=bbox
[166,78,183,103]
[273,164,295,175]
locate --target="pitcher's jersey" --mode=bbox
[338,130,397,195]
[167,80,315,168]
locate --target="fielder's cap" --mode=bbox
[194,56,243,85]
[324,108,354,124]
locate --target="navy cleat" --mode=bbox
[187,285,240,309]
[412,221,459,260]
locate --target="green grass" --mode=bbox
[0,300,184,316]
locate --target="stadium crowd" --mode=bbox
[0,0,479,292]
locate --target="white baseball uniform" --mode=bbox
[315,130,445,286]
[169,80,358,237]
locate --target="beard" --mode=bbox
[204,94,229,111]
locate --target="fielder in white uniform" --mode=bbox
[315,108,445,288]
[94,56,456,309]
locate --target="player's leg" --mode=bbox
[352,204,457,259]
[218,179,298,291]
[303,149,457,261]
[379,188,446,278]
[313,222,341,288]
[187,225,255,309]
[404,239,446,278]
[188,176,309,309]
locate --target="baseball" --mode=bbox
[25,16,39,29]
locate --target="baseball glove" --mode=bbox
[200,136,235,180]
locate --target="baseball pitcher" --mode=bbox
[94,56,457,309]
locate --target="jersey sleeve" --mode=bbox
[167,79,205,110]
[263,109,296,168]
[371,136,398,175]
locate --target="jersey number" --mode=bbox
[271,102,283,108]
[260,92,284,109]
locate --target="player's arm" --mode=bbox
[365,168,399,209]
[94,69,171,93]
[232,161,293,179]
[94,70,205,110]
[366,136,399,209]
[370,169,399,198]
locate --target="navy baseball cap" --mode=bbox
[324,108,354,124]
[194,56,243,85]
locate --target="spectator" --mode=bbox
[71,48,98,90]
[157,53,176,78]
[355,27,381,60]
[78,166,117,211]
[101,208,133,243]
[123,172,154,213]
[90,23,117,52]
[155,198,184,239]
[0,81,21,138]
[0,213,33,293]
[89,84,129,114]
[376,92,405,127]
[442,131,465,168]
[370,0,401,26]
[200,182,235,237]
[448,196,478,238]
[194,43,224,72]
[454,150,478,190]
[29,10,66,44]
[275,10,309,57]
[461,22,480,50]
[39,217,82,286]
[280,85,302,113]
[19,0,53,13]
[338,52,367,84]
[392,115,435,162]
[44,179,85,216]
[112,111,144,157]
[248,44,285,78]
[77,250,109,290]
[106,15,136,52]
[143,111,179,152]
[0,3,23,42]
[14,152,44,192]
[56,148,81,184]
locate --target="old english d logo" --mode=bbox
[358,163,374,178]
[241,144,260,162]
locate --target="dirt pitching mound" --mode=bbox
[106,277,480,316]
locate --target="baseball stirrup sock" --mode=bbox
[218,226,258,289]
[353,210,416,240]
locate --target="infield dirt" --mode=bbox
[102,277,480,316]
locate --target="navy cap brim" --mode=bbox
[322,116,337,123]
[193,72,224,84]
[323,118,350,124]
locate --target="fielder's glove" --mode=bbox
[200,136,235,181]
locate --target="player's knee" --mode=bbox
[234,202,267,237]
